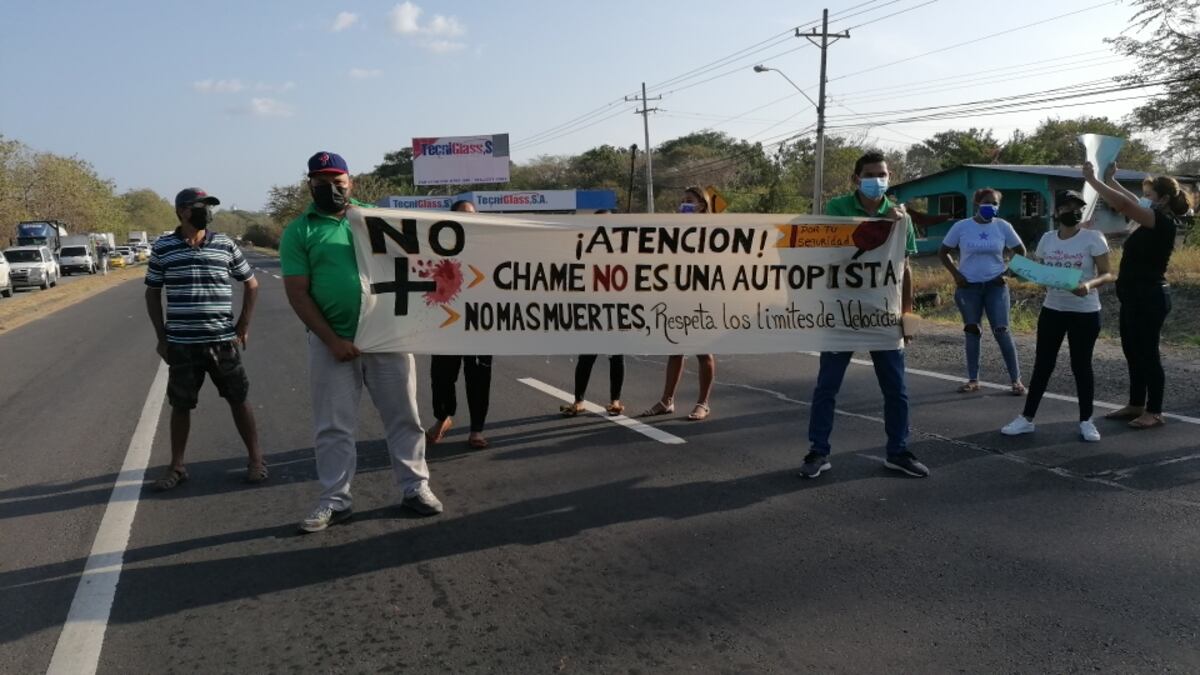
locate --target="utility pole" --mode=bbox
[626,83,661,212]
[802,9,849,215]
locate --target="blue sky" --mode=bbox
[1,0,1143,210]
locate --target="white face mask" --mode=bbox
[1137,197,1154,210]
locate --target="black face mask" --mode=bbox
[1058,210,1082,227]
[311,183,349,213]
[190,206,212,230]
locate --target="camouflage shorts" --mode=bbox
[166,341,249,410]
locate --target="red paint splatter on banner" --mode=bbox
[851,219,894,259]
[418,259,464,305]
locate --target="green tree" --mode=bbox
[266,181,310,227]
[122,189,176,234]
[1109,0,1200,157]
[905,128,1000,176]
[1006,117,1160,170]
[372,148,414,182]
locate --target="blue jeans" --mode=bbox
[954,281,1021,382]
[808,350,909,458]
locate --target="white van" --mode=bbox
[3,245,59,290]
[59,244,98,275]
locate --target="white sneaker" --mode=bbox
[298,505,352,533]
[1079,420,1101,442]
[402,484,444,516]
[1001,415,1036,436]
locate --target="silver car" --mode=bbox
[3,245,59,290]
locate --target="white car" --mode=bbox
[3,245,59,290]
[59,245,99,275]
[115,246,136,265]
[0,252,13,297]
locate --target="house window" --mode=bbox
[937,194,966,218]
[1021,191,1042,218]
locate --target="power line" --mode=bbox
[826,0,1122,86]
[511,106,636,152]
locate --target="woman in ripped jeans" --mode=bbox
[938,187,1028,395]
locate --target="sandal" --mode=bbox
[639,399,675,417]
[1010,382,1027,396]
[153,467,189,492]
[560,402,586,417]
[468,434,490,449]
[957,381,980,393]
[246,464,269,484]
[606,402,625,417]
[687,403,711,421]
[426,417,453,444]
[1128,414,1165,430]
[1104,406,1144,421]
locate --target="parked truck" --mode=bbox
[15,220,68,254]
[127,231,149,246]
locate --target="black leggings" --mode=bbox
[1023,308,1101,421]
[431,355,492,432]
[574,355,624,401]
[1118,284,1172,413]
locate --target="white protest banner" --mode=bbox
[350,209,907,355]
[412,134,510,186]
[1079,133,1129,234]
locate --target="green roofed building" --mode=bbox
[889,164,1199,254]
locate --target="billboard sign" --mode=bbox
[467,190,577,212]
[412,134,510,186]
[383,196,454,210]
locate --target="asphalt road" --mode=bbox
[2,251,1198,674]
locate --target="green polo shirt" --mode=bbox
[280,199,373,339]
[825,192,918,256]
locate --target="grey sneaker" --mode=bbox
[798,451,832,479]
[402,484,444,516]
[884,451,930,478]
[299,505,352,533]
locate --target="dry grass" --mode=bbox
[913,244,1200,347]
[0,267,144,335]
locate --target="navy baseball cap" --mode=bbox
[307,151,349,176]
[1057,189,1086,208]
[175,188,220,208]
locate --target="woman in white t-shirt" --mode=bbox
[938,188,1028,395]
[1001,190,1115,442]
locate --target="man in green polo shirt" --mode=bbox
[801,151,930,480]
[281,151,444,533]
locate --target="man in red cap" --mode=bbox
[281,151,443,533]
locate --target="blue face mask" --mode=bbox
[978,204,998,220]
[858,176,888,200]
[679,203,696,213]
[1138,197,1154,210]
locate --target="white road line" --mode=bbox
[518,377,686,445]
[46,360,168,675]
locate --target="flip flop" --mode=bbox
[687,403,711,421]
[1128,415,1165,430]
[957,381,980,393]
[426,417,453,444]
[1010,382,1027,396]
[246,464,269,484]
[606,402,625,417]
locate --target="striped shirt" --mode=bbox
[145,229,254,344]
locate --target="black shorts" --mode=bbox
[166,341,250,410]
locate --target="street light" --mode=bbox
[754,64,825,214]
